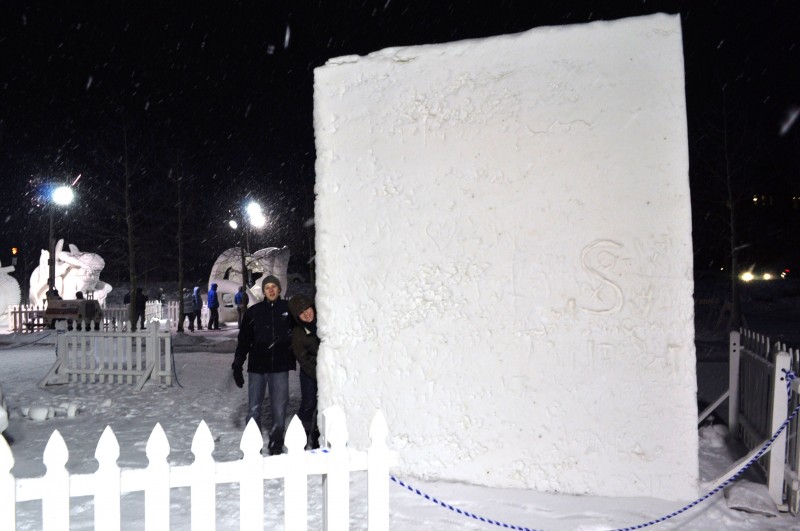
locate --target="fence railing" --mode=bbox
[777,339,800,516]
[712,329,796,513]
[7,304,47,333]
[7,301,210,333]
[0,407,393,531]
[39,321,172,391]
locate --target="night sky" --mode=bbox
[1,1,798,286]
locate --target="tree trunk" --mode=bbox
[722,96,742,331]
[176,165,185,333]
[123,124,138,332]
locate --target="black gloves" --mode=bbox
[232,364,244,388]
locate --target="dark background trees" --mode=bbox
[0,1,796,310]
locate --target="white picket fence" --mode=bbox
[1,407,394,530]
[102,301,201,331]
[7,303,47,333]
[39,321,172,391]
[8,301,208,333]
[154,301,210,330]
[701,329,800,513]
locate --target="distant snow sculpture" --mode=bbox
[28,239,113,307]
[0,260,21,328]
[208,246,290,323]
[0,384,7,436]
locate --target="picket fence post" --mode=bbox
[729,330,741,435]
[285,417,309,531]
[42,430,70,531]
[191,421,216,529]
[145,423,171,530]
[95,426,122,531]
[147,321,160,380]
[239,419,264,531]
[768,349,791,508]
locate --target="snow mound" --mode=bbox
[698,424,728,449]
[725,480,779,517]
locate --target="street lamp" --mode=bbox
[229,220,248,294]
[48,185,75,298]
[246,201,266,229]
[228,201,267,291]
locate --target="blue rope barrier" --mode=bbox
[782,368,796,399]
[391,402,800,531]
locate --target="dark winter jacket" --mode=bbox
[182,289,194,312]
[135,289,148,314]
[192,287,203,312]
[288,294,319,380]
[232,298,295,374]
[234,289,249,307]
[207,283,219,309]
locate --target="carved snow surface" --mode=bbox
[0,260,20,328]
[313,14,697,499]
[0,384,8,435]
[207,246,290,322]
[28,239,113,306]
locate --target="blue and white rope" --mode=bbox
[390,475,538,531]
[782,368,796,399]
[391,401,800,531]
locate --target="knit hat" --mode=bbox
[288,294,313,319]
[262,274,282,294]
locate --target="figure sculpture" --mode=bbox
[28,239,113,307]
[0,260,21,328]
[208,246,290,323]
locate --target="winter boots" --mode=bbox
[302,418,320,450]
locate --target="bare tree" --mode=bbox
[692,86,763,331]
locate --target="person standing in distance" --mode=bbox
[207,282,220,330]
[135,287,148,330]
[192,286,204,330]
[234,286,249,327]
[231,275,295,455]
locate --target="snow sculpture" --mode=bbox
[0,384,7,436]
[0,260,21,328]
[28,239,113,306]
[313,14,697,500]
[208,246,290,323]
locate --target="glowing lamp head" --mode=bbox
[246,201,266,228]
[51,185,74,206]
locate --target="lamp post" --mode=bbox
[228,220,248,294]
[229,201,266,291]
[48,185,75,298]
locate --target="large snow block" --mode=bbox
[313,13,697,500]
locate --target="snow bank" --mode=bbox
[313,13,697,499]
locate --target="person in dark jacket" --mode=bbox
[234,286,249,327]
[135,288,148,330]
[288,293,320,449]
[191,286,204,330]
[179,288,195,332]
[207,282,220,330]
[231,275,295,454]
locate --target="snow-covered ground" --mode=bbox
[2,326,800,530]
